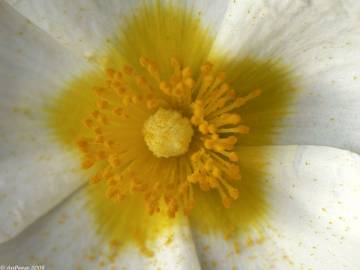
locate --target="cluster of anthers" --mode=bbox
[77,56,261,217]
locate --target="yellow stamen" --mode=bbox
[77,56,261,217]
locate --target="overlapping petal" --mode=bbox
[209,0,360,152]
[1,146,359,269]
[0,188,202,270]
[5,0,230,61]
[194,145,360,269]
[0,2,93,243]
[7,1,360,152]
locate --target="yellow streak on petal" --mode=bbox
[98,1,213,78]
[46,72,103,147]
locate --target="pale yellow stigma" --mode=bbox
[143,108,193,158]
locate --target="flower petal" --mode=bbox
[5,0,230,60]
[0,2,91,243]
[210,0,360,152]
[193,145,360,269]
[0,188,202,270]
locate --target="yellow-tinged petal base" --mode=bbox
[46,0,298,262]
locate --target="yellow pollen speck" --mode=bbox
[143,108,193,158]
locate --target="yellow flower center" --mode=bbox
[143,108,193,158]
[77,56,261,217]
[47,2,299,257]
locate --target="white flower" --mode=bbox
[0,1,360,269]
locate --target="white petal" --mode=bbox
[193,145,360,269]
[210,0,360,152]
[5,0,230,60]
[0,188,202,270]
[151,220,201,270]
[0,2,91,243]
